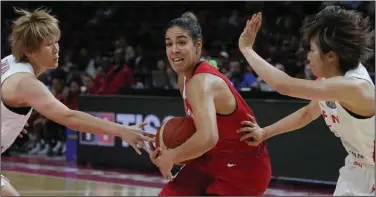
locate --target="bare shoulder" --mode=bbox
[348,77,375,101]
[187,73,224,93]
[2,73,36,105]
[2,72,35,88]
[336,77,375,97]
[348,77,374,90]
[335,77,375,115]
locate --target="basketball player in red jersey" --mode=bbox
[149,12,271,196]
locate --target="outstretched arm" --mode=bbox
[264,101,321,139]
[238,13,374,106]
[18,74,153,154]
[239,101,321,146]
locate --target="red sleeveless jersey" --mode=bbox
[183,61,267,156]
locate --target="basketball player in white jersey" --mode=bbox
[237,6,375,196]
[1,8,153,196]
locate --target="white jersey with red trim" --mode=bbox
[317,63,375,195]
[318,63,375,166]
[1,55,34,154]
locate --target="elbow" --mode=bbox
[203,130,219,150]
[274,82,290,96]
[273,76,295,96]
[267,73,293,96]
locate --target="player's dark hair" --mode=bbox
[301,5,374,73]
[166,11,203,43]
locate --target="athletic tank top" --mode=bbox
[183,61,267,155]
[318,63,375,166]
[1,55,34,153]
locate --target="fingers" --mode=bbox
[131,143,142,155]
[138,140,147,152]
[256,12,262,31]
[164,171,173,181]
[158,166,173,181]
[241,120,255,127]
[137,122,148,129]
[140,134,154,142]
[19,129,28,138]
[251,13,259,32]
[150,147,161,160]
[141,132,156,139]
[247,114,256,124]
[236,127,256,134]
[149,141,156,151]
[21,129,28,135]
[247,12,262,33]
[240,132,256,141]
[247,140,259,146]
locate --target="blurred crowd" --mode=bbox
[2,1,374,157]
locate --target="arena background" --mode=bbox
[1,1,375,196]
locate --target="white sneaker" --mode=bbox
[28,143,41,155]
[38,144,50,155]
[61,143,66,154]
[52,141,63,153]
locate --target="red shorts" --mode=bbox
[159,151,271,196]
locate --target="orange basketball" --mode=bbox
[156,117,196,164]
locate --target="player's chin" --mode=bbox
[48,62,59,69]
[171,65,185,74]
[311,68,321,78]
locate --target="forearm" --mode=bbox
[170,131,217,163]
[66,110,124,136]
[240,47,289,89]
[263,106,314,140]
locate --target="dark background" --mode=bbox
[77,95,347,185]
[2,1,372,188]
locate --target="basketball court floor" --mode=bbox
[1,156,334,196]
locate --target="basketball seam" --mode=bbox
[158,121,167,149]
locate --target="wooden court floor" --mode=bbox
[3,171,161,196]
[1,156,334,196]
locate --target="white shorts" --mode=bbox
[334,155,375,196]
[1,174,10,187]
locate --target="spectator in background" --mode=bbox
[63,79,82,110]
[50,78,65,101]
[125,45,136,68]
[166,66,178,89]
[151,59,170,89]
[225,60,257,91]
[75,48,91,72]
[134,45,145,68]
[257,63,286,92]
[82,73,98,94]
[97,48,134,94]
[28,111,48,154]
[303,63,315,80]
[242,65,258,89]
[133,68,146,89]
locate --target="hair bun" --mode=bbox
[181,12,198,22]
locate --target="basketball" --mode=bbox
[156,116,196,164]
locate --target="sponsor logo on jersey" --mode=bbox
[325,101,336,109]
[1,59,10,75]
